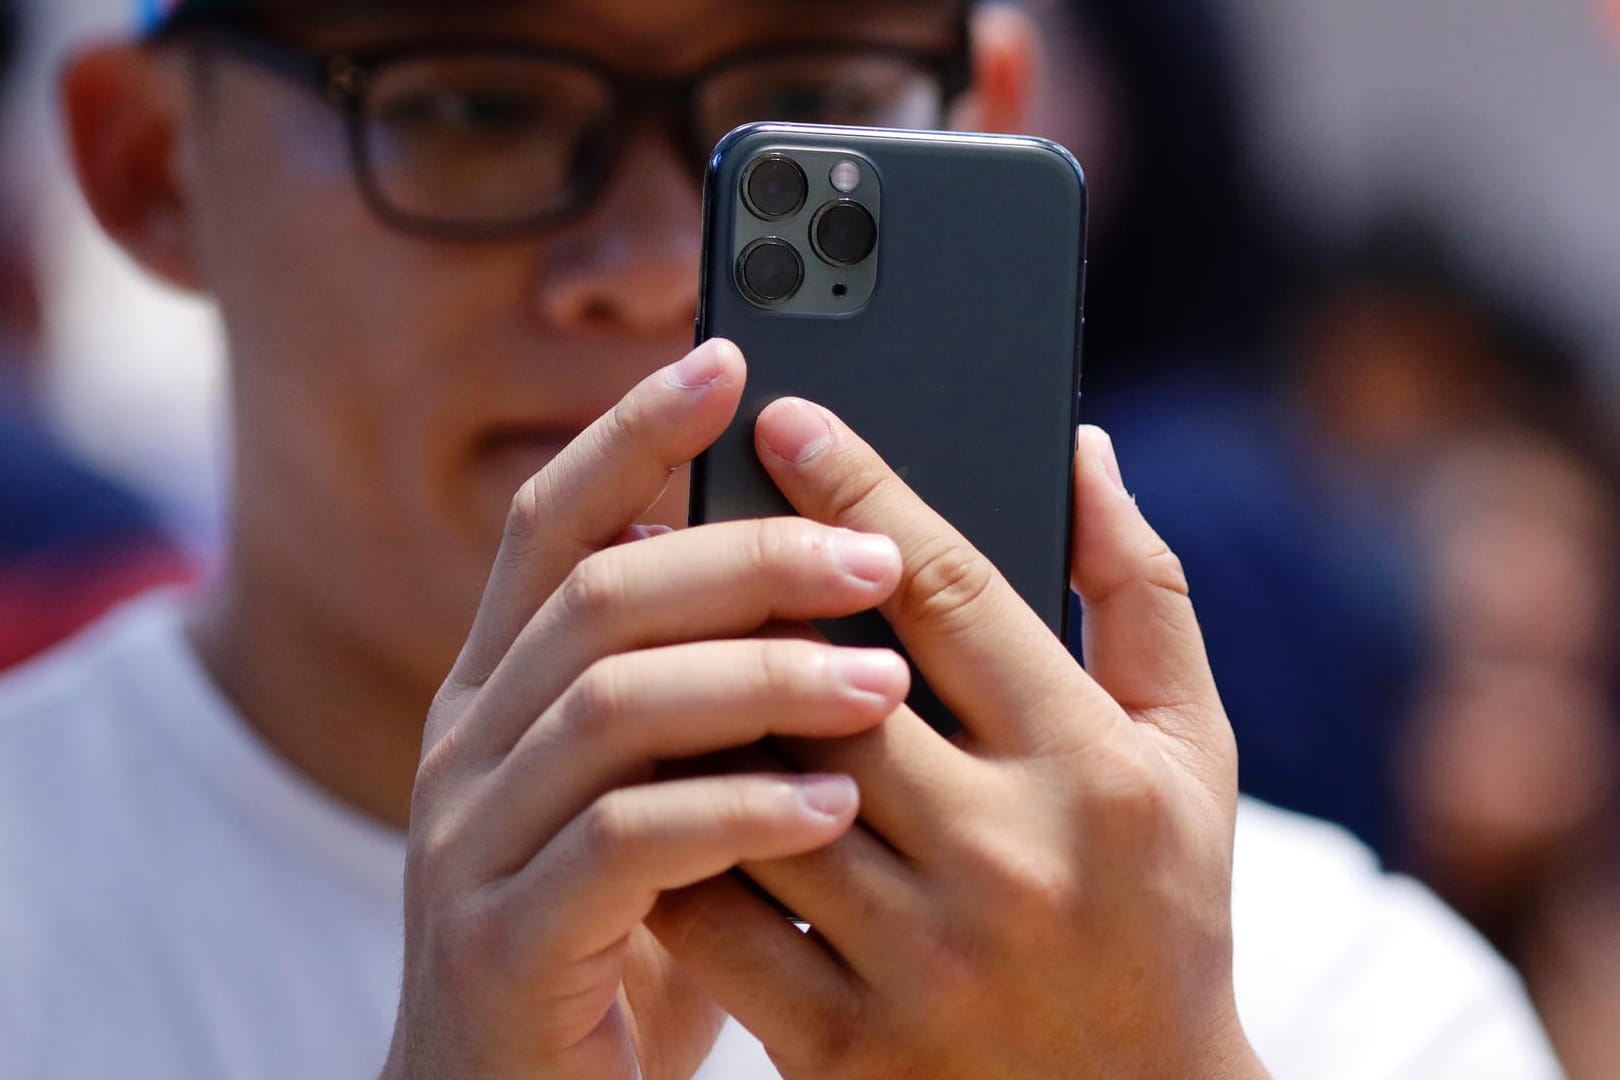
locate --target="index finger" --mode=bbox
[449,340,746,693]
[754,397,1113,752]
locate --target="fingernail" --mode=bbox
[1079,425,1127,495]
[831,530,901,585]
[795,774,859,819]
[760,398,833,464]
[832,649,907,698]
[666,341,729,390]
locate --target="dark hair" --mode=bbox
[1319,213,1605,457]
[157,0,970,36]
[1065,0,1296,390]
[0,0,17,89]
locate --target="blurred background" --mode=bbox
[3,0,1618,1073]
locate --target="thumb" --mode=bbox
[1070,427,1226,746]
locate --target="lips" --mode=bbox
[467,402,616,506]
[477,425,583,453]
[473,426,586,479]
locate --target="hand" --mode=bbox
[382,342,917,1080]
[649,402,1271,1080]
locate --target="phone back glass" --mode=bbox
[692,123,1087,731]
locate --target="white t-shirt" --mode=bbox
[0,598,1564,1079]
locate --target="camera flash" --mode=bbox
[830,160,862,193]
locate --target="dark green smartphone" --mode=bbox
[690,122,1087,734]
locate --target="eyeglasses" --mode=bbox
[178,24,972,241]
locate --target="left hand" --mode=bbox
[648,400,1270,1080]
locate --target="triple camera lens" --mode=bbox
[811,201,877,266]
[738,153,879,307]
[738,239,804,305]
[743,155,808,220]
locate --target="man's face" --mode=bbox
[175,0,960,675]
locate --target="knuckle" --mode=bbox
[557,550,623,620]
[992,850,1081,929]
[418,708,463,783]
[1087,743,1175,841]
[743,518,788,574]
[754,639,823,697]
[412,740,457,802]
[560,658,628,740]
[428,678,470,725]
[604,387,649,446]
[503,475,545,544]
[408,814,466,893]
[749,517,815,574]
[822,467,895,528]
[592,389,666,475]
[1108,743,1169,807]
[1142,541,1192,598]
[412,717,478,813]
[713,777,767,830]
[1081,534,1193,611]
[580,792,642,867]
[709,777,799,841]
[957,819,1077,925]
[896,535,999,627]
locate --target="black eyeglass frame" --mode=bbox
[158,18,974,241]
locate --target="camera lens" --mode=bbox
[738,238,804,305]
[812,200,878,266]
[743,155,808,220]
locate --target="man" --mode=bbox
[0,0,1563,1077]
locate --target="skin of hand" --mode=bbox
[383,338,1269,1080]
[646,396,1272,1080]
[382,338,915,1080]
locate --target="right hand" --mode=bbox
[380,339,912,1080]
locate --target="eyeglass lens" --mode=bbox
[362,56,616,230]
[357,51,948,231]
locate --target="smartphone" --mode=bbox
[690,122,1087,734]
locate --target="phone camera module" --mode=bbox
[812,200,878,267]
[743,155,808,220]
[738,238,805,305]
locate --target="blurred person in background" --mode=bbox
[0,0,191,669]
[1021,0,1418,855]
[1409,436,1620,1080]
[0,0,1562,1077]
[1290,220,1620,1079]
[1023,9,1620,1073]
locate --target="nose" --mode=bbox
[536,129,703,339]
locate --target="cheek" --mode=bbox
[192,101,473,533]
[195,95,389,370]
[276,106,355,184]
